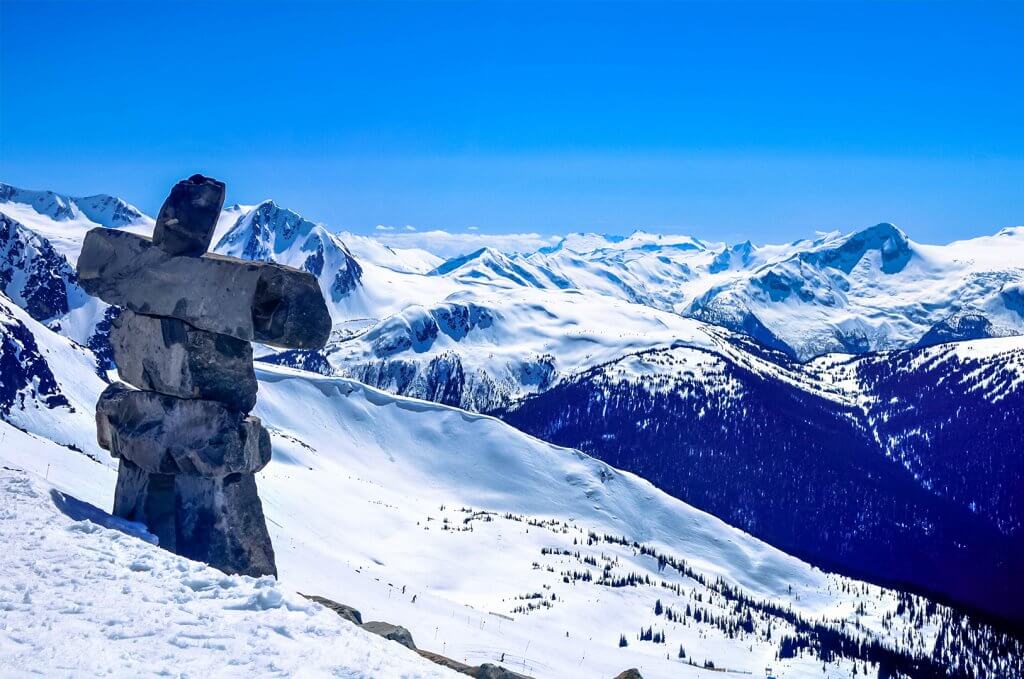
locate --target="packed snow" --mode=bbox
[0,455,457,678]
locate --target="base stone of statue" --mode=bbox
[78,174,331,578]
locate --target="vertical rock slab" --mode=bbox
[111,310,257,412]
[153,174,225,257]
[175,472,278,578]
[112,460,178,552]
[111,460,276,578]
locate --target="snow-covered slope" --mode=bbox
[0,292,106,451]
[500,334,1024,626]
[339,230,443,274]
[2,309,1020,676]
[0,462,456,678]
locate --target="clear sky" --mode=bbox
[1,1,1022,246]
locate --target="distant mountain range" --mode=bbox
[2,180,1022,635]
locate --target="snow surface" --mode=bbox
[0,347,959,678]
[0,458,457,678]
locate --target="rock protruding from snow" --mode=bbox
[76,176,333,580]
[611,670,643,679]
[111,310,257,412]
[362,620,418,649]
[153,174,226,257]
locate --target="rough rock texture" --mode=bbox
[96,382,270,476]
[301,594,363,625]
[111,310,257,411]
[361,621,417,650]
[305,593,531,678]
[612,671,643,679]
[112,459,277,578]
[79,175,333,582]
[78,228,331,348]
[153,174,225,257]
[475,665,532,679]
[174,471,277,578]
[251,264,334,348]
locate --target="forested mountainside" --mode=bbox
[499,339,1024,627]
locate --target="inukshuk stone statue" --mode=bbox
[77,174,331,577]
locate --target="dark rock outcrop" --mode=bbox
[612,670,643,679]
[300,594,363,625]
[915,312,997,348]
[361,621,417,649]
[305,592,532,678]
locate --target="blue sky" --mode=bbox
[1,1,1022,245]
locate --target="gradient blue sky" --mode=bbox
[1,1,1021,244]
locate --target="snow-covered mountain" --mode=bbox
[2,181,1022,675]
[686,224,1024,359]
[500,334,1024,625]
[265,288,725,411]
[0,182,152,262]
[425,224,1024,360]
[11,179,1020,364]
[0,466,456,678]
[2,304,1020,677]
[214,199,367,311]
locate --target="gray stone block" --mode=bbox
[77,228,331,348]
[153,174,225,257]
[361,621,417,649]
[301,594,363,625]
[111,310,257,412]
[175,471,277,578]
[97,382,271,476]
[112,459,277,578]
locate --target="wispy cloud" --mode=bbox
[373,230,561,259]
[375,224,395,232]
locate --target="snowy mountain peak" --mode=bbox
[802,222,913,275]
[0,183,145,227]
[214,199,364,307]
[0,213,78,322]
[214,199,320,260]
[428,246,571,290]
[428,247,507,276]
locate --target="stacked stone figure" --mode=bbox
[77,174,331,578]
